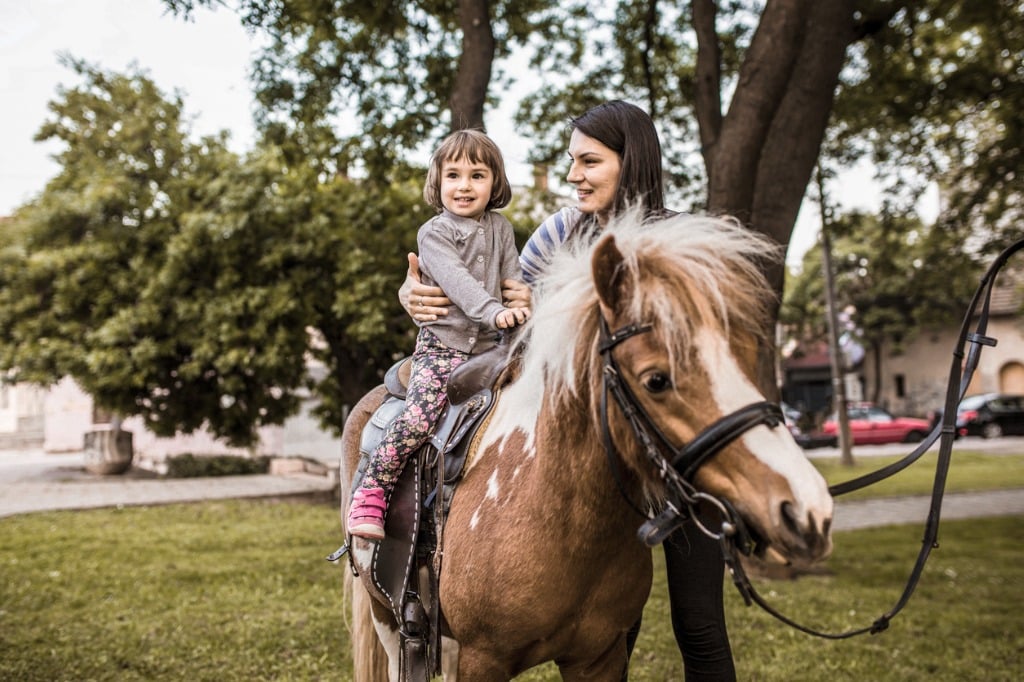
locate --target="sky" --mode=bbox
[2,0,931,266]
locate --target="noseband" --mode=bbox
[597,316,784,548]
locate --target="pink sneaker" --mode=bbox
[347,486,387,540]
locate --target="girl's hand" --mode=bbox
[496,307,531,329]
[399,253,451,322]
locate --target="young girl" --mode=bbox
[347,129,530,540]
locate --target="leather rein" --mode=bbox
[596,235,1024,641]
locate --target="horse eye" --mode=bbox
[642,372,672,394]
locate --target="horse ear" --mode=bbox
[592,234,632,316]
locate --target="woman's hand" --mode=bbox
[399,253,451,322]
[501,279,532,309]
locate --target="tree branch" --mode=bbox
[692,0,722,163]
[709,0,813,215]
[450,0,495,130]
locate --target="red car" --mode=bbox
[822,403,932,446]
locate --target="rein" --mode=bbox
[597,235,1024,641]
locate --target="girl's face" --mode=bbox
[440,157,494,221]
[566,129,622,225]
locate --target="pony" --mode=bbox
[340,210,834,680]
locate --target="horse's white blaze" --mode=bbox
[696,328,833,517]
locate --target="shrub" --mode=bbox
[164,453,271,478]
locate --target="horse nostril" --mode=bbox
[780,501,801,537]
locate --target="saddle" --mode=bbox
[348,345,517,680]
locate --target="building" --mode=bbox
[1,373,342,470]
[782,269,1024,421]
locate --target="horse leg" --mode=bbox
[454,647,512,681]
[557,634,629,682]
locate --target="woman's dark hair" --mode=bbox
[569,100,666,219]
[424,129,513,212]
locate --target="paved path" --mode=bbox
[0,449,338,518]
[832,487,1024,531]
[2,448,1023,529]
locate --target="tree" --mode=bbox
[0,60,431,445]
[828,0,1024,255]
[781,209,981,403]
[0,56,550,444]
[0,59,304,446]
[167,0,1022,265]
[12,1,1020,444]
[164,0,589,177]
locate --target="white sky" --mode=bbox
[1,0,258,213]
[1,0,932,266]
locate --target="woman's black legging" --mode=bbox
[623,522,736,681]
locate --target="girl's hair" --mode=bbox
[423,129,513,212]
[569,100,666,219]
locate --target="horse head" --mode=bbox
[539,210,833,566]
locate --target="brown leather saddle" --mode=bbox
[346,346,516,680]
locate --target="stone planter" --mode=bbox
[83,427,134,475]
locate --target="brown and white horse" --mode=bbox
[341,211,833,680]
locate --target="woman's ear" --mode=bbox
[592,234,632,319]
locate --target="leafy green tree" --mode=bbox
[11,1,1021,444]
[166,0,1021,268]
[828,0,1024,255]
[0,59,436,445]
[781,209,981,403]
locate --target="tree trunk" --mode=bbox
[449,0,495,131]
[695,0,856,391]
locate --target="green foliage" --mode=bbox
[781,210,982,356]
[164,453,271,478]
[165,0,592,177]
[8,0,1022,453]
[830,0,1024,253]
[0,60,429,446]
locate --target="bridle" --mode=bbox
[597,236,1024,640]
[597,316,783,549]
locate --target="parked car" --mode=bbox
[956,393,1024,438]
[781,401,838,449]
[821,403,933,446]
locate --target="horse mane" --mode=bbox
[514,209,781,409]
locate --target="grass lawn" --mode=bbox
[1,451,1022,680]
[811,449,1024,500]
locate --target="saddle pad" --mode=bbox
[361,396,406,457]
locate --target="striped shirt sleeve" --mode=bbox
[520,207,582,284]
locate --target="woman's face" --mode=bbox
[566,129,622,224]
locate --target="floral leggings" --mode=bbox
[362,328,468,494]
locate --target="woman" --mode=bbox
[402,101,736,680]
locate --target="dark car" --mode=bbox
[956,393,1024,438]
[822,403,932,446]
[781,402,836,449]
